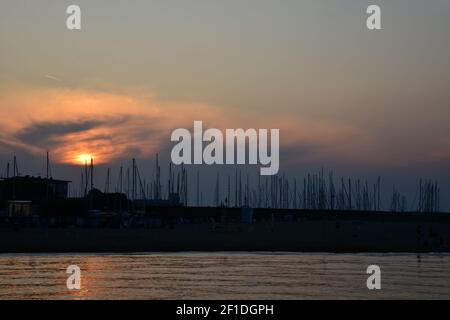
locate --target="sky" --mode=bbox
[0,0,449,208]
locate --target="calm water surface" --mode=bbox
[0,253,449,299]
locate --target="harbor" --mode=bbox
[0,154,449,253]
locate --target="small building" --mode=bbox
[0,176,70,206]
[7,200,32,217]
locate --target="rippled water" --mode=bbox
[0,253,449,299]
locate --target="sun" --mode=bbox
[76,153,94,165]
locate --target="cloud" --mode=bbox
[45,75,61,82]
[0,84,387,170]
[0,86,225,165]
[15,117,128,146]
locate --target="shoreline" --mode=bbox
[1,218,449,254]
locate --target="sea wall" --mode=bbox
[1,215,449,253]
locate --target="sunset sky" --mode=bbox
[1,0,450,208]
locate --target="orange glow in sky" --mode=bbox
[0,86,388,169]
[75,154,94,165]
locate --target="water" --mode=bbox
[0,253,449,299]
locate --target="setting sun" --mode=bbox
[76,153,94,165]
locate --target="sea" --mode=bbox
[0,253,449,299]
